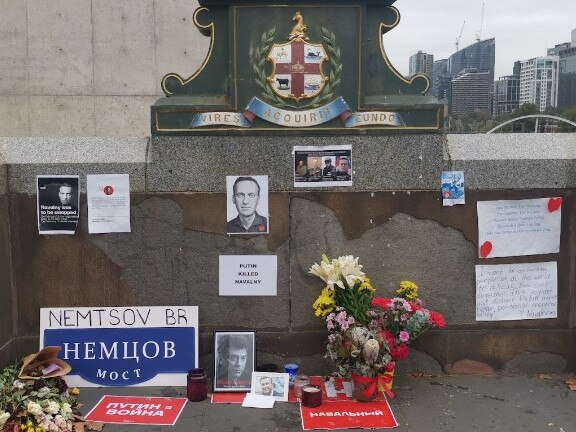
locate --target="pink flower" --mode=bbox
[399,331,410,342]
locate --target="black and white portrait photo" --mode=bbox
[37,175,80,235]
[226,176,269,235]
[213,331,255,392]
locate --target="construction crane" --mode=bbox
[475,2,485,42]
[455,21,465,52]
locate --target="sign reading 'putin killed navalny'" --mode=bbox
[40,306,198,387]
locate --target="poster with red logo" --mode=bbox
[300,400,398,430]
[84,395,187,426]
[87,174,131,234]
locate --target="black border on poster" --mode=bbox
[213,331,256,392]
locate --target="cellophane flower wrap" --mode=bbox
[0,361,97,432]
[311,255,445,397]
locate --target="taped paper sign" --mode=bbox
[476,262,557,321]
[477,198,561,258]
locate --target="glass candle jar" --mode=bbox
[187,368,207,402]
[294,375,311,400]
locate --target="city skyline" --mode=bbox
[384,0,576,79]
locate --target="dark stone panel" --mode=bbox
[447,330,574,372]
[90,195,291,330]
[0,197,14,348]
[0,339,16,369]
[290,196,477,329]
[291,191,573,330]
[9,195,136,336]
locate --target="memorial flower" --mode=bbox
[310,256,445,400]
[0,360,98,432]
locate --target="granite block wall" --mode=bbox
[1,133,575,376]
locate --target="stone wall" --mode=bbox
[0,0,208,137]
[0,153,15,366]
[1,133,575,375]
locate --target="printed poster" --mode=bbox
[476,262,557,321]
[226,175,269,235]
[477,197,562,258]
[84,395,187,425]
[300,400,398,430]
[37,175,80,235]
[87,174,131,234]
[441,171,465,206]
[293,145,352,187]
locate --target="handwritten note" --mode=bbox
[477,198,561,258]
[476,262,557,321]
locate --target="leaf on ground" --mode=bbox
[411,369,435,378]
[73,421,104,432]
[538,374,552,380]
[564,376,576,390]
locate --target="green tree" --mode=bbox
[560,107,576,132]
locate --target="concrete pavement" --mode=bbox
[76,372,576,432]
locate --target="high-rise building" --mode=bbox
[450,69,491,118]
[519,56,559,111]
[432,59,450,100]
[448,38,495,83]
[409,51,434,78]
[493,75,520,116]
[548,43,571,56]
[558,46,576,110]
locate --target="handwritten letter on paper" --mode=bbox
[477,198,561,258]
[476,262,557,321]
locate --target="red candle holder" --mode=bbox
[301,385,322,408]
[187,368,207,402]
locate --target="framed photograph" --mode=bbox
[213,331,256,392]
[226,175,269,235]
[250,372,289,402]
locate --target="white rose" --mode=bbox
[27,401,44,417]
[0,411,10,427]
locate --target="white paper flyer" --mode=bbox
[87,174,131,234]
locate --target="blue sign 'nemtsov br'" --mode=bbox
[43,327,195,386]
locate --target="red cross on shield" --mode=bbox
[268,41,327,101]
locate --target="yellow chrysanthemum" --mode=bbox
[312,288,336,318]
[358,277,375,292]
[71,387,80,395]
[397,280,419,300]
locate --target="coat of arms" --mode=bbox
[252,12,342,109]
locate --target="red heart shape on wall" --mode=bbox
[480,241,492,258]
[547,197,562,212]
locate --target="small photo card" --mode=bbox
[293,145,352,187]
[250,372,289,402]
[441,171,465,206]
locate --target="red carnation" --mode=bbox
[429,311,446,328]
[385,361,396,372]
[372,297,392,309]
[409,302,422,312]
[390,343,409,360]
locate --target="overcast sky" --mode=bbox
[384,0,576,79]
